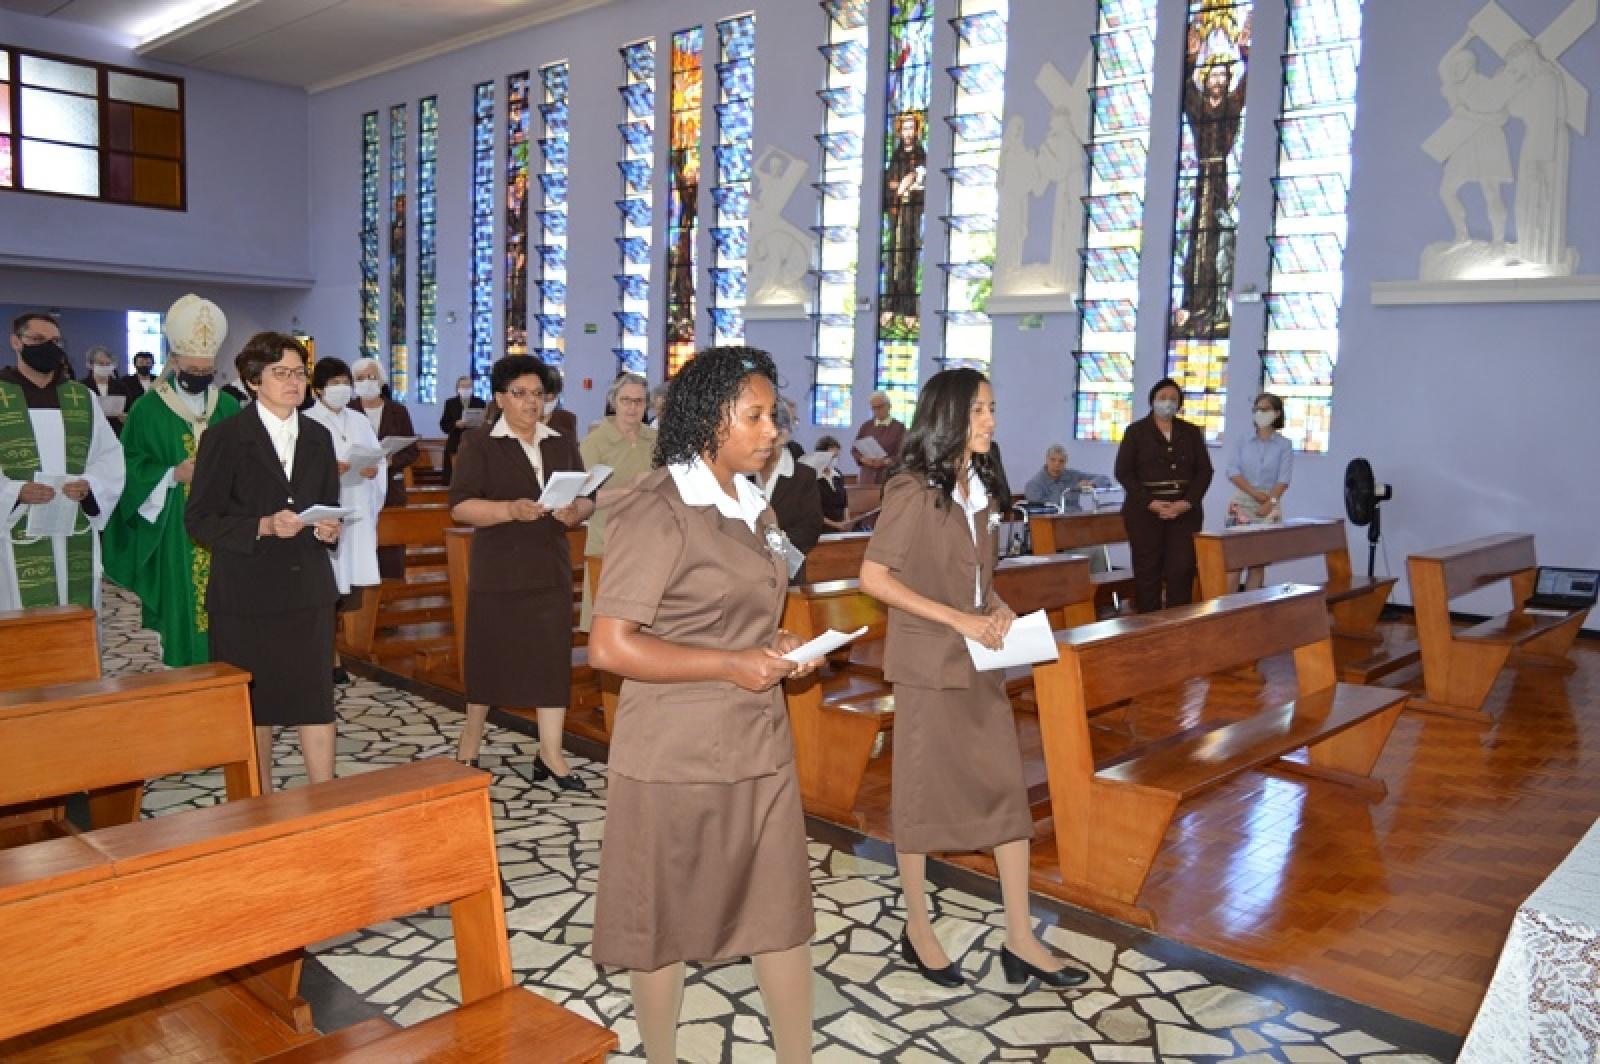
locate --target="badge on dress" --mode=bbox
[987,511,1004,533]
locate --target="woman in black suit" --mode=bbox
[439,374,487,484]
[186,332,344,790]
[1114,377,1213,613]
[751,399,823,583]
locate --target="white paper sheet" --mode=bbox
[852,435,887,461]
[296,504,356,524]
[98,394,126,417]
[341,445,384,487]
[799,451,835,475]
[460,408,486,427]
[538,465,612,510]
[783,624,868,664]
[24,474,80,538]
[964,609,1060,672]
[379,435,417,456]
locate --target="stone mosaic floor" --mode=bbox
[100,586,1453,1062]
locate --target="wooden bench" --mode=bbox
[1195,518,1403,676]
[1029,509,1135,615]
[805,530,874,583]
[1406,534,1589,721]
[0,605,100,693]
[341,504,458,667]
[0,759,616,1062]
[1030,584,1408,928]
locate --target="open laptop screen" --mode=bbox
[1535,567,1600,601]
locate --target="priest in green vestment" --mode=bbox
[104,295,240,666]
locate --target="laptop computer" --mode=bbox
[1526,566,1600,611]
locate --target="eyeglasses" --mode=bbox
[615,396,647,406]
[18,333,62,347]
[504,387,545,402]
[265,367,309,382]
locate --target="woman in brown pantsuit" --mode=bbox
[448,355,593,787]
[1114,377,1213,613]
[860,368,1088,991]
[590,347,822,1063]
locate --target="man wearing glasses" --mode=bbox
[0,312,126,610]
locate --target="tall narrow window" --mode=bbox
[1261,0,1362,453]
[470,82,495,397]
[812,0,872,428]
[359,111,380,363]
[615,41,656,376]
[940,0,1008,373]
[710,14,756,348]
[874,0,935,419]
[388,103,408,400]
[416,95,439,404]
[1164,0,1253,442]
[534,62,570,367]
[665,28,705,377]
[505,73,532,359]
[125,310,163,373]
[1073,0,1160,442]
[0,50,12,187]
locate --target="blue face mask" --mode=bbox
[1153,399,1179,418]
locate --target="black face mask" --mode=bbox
[135,363,154,377]
[176,370,214,394]
[19,340,65,375]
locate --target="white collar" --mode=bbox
[873,418,892,428]
[490,418,558,444]
[758,447,795,497]
[955,465,988,517]
[257,401,297,436]
[670,458,768,532]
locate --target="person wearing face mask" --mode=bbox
[0,312,126,612]
[104,295,241,666]
[81,346,126,437]
[122,349,160,410]
[1224,392,1293,587]
[1114,377,1213,613]
[540,366,579,439]
[438,374,487,484]
[350,356,420,577]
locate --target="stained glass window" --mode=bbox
[534,62,570,367]
[505,72,532,359]
[359,111,380,363]
[1,51,10,188]
[1164,0,1253,442]
[665,28,705,378]
[939,1,1007,374]
[416,96,439,404]
[1073,0,1159,442]
[615,41,656,376]
[874,0,935,421]
[388,104,408,401]
[470,82,495,398]
[811,0,872,428]
[710,15,756,348]
[1260,0,1363,453]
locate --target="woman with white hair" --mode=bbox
[81,345,126,436]
[577,372,656,629]
[350,356,420,577]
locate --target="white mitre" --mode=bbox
[163,294,228,362]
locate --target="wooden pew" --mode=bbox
[341,504,458,668]
[0,605,100,693]
[0,760,615,1062]
[1406,534,1588,721]
[804,530,874,583]
[1031,584,1408,929]
[1029,509,1135,615]
[1194,518,1404,675]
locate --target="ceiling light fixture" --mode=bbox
[135,0,257,47]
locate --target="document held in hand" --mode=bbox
[537,465,613,510]
[460,408,486,427]
[296,504,356,525]
[98,394,126,417]
[852,435,887,461]
[340,445,384,487]
[782,625,868,664]
[379,435,417,456]
[25,474,79,538]
[963,609,1059,672]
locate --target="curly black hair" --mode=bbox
[654,346,779,467]
[897,367,1009,509]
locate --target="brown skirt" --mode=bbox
[592,766,814,972]
[463,587,572,707]
[890,673,1033,854]
[211,605,336,728]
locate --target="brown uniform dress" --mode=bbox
[591,467,814,972]
[449,425,583,708]
[864,472,1033,854]
[1113,414,1213,613]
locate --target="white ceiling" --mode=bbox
[1,0,615,92]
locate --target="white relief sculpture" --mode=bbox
[744,146,814,317]
[1420,0,1594,281]
[988,57,1091,312]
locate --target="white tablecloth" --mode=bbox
[1458,816,1600,1062]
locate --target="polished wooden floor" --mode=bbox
[853,619,1600,1037]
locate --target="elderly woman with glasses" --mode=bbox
[577,371,656,630]
[449,355,594,787]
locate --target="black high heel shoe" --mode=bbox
[999,946,1089,988]
[900,933,964,988]
[531,755,588,793]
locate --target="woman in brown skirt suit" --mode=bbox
[589,346,822,1063]
[448,355,593,787]
[860,368,1089,990]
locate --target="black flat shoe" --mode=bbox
[1000,946,1089,988]
[464,757,480,769]
[331,667,351,685]
[531,756,589,793]
[900,933,964,988]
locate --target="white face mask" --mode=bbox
[322,383,353,410]
[1153,399,1179,418]
[355,380,383,401]
[1253,409,1277,429]
[457,387,472,403]
[92,364,113,379]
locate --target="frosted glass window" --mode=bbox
[0,85,10,135]
[107,71,180,110]
[0,50,9,80]
[22,88,99,147]
[21,139,98,196]
[20,55,95,95]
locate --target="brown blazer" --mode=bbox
[362,400,420,508]
[593,467,792,784]
[864,472,1003,690]
[448,426,584,595]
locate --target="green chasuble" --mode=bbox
[0,379,97,608]
[104,386,240,666]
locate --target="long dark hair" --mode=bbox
[897,368,1008,509]
[654,346,780,467]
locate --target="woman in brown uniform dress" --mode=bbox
[589,347,821,1063]
[448,355,594,787]
[1113,377,1213,613]
[860,368,1088,990]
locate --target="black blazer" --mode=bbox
[769,462,824,555]
[1113,414,1213,513]
[120,374,157,409]
[360,400,420,508]
[817,471,848,523]
[448,426,584,595]
[439,395,487,456]
[185,409,341,617]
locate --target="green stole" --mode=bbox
[0,379,96,608]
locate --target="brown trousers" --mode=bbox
[1123,502,1202,614]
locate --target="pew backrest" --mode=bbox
[0,606,100,693]
[1030,510,1126,555]
[1409,533,1537,602]
[376,503,456,550]
[1195,519,1348,579]
[806,531,873,583]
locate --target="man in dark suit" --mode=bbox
[121,350,159,409]
[438,373,487,483]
